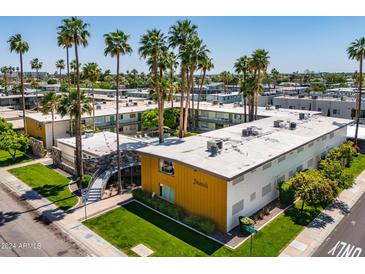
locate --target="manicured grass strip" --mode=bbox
[345,154,365,178]
[84,201,222,257]
[9,163,77,210]
[0,150,31,167]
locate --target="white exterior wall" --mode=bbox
[225,126,347,231]
[44,121,71,149]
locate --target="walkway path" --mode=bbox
[0,169,126,257]
[1,157,53,171]
[279,170,365,257]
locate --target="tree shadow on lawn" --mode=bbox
[0,154,30,167]
[123,202,223,255]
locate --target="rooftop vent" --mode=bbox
[126,103,129,107]
[148,101,152,105]
[133,102,138,106]
[265,105,272,110]
[84,129,94,138]
[289,122,297,130]
[274,120,284,128]
[299,113,305,120]
[219,102,224,106]
[242,127,253,137]
[212,100,218,105]
[207,139,223,156]
[129,99,133,102]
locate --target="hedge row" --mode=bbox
[132,188,215,235]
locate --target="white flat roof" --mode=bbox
[137,114,352,180]
[347,125,365,141]
[57,131,149,157]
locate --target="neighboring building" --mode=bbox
[0,93,41,109]
[273,95,364,123]
[125,89,150,99]
[206,92,242,104]
[25,99,160,148]
[137,113,351,232]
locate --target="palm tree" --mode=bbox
[1,66,10,94]
[347,37,365,147]
[58,17,90,180]
[139,29,168,144]
[58,90,92,138]
[57,26,73,88]
[196,56,214,128]
[7,34,29,134]
[250,49,270,120]
[70,60,78,84]
[234,56,250,123]
[56,59,65,84]
[169,20,198,138]
[30,58,43,109]
[271,68,280,89]
[220,71,232,93]
[82,62,101,131]
[40,92,60,146]
[180,36,209,134]
[104,30,132,194]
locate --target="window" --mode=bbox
[333,109,340,115]
[318,108,322,112]
[159,159,175,175]
[262,183,272,197]
[262,162,272,170]
[200,121,209,129]
[289,106,295,109]
[278,156,286,163]
[232,200,244,216]
[130,113,136,119]
[250,192,256,202]
[301,107,306,110]
[159,184,175,203]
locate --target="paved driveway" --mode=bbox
[313,192,365,257]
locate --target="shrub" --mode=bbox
[279,180,295,205]
[77,174,92,189]
[183,215,215,235]
[240,216,255,225]
[47,79,57,85]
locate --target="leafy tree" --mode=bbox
[0,130,29,161]
[142,108,179,130]
[290,170,338,212]
[0,117,13,133]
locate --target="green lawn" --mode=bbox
[9,163,78,210]
[84,201,320,257]
[345,153,365,178]
[0,150,31,167]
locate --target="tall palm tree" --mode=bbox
[196,56,213,128]
[30,58,43,109]
[56,59,65,84]
[169,20,198,138]
[82,62,101,131]
[271,68,280,89]
[70,60,78,84]
[58,17,90,180]
[57,27,73,88]
[180,36,209,134]
[220,71,232,93]
[40,92,60,147]
[104,30,133,194]
[7,34,29,134]
[250,49,270,120]
[347,37,365,147]
[58,90,92,138]
[139,29,168,144]
[234,56,250,123]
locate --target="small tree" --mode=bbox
[290,170,338,212]
[0,131,29,161]
[0,118,13,133]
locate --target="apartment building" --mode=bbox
[137,113,351,232]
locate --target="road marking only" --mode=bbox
[328,241,362,257]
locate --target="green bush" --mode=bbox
[183,215,216,235]
[77,174,92,189]
[240,216,255,225]
[279,180,295,205]
[47,79,57,85]
[132,188,215,234]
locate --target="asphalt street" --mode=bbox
[313,192,365,257]
[0,185,87,257]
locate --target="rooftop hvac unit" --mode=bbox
[274,120,284,128]
[102,101,107,104]
[133,102,138,106]
[126,103,129,107]
[252,130,259,136]
[265,105,272,110]
[299,113,305,120]
[289,122,297,130]
[129,99,133,102]
[84,129,94,138]
[207,139,223,152]
[298,94,305,98]
[275,105,280,109]
[212,100,218,105]
[312,95,318,99]
[219,102,224,106]
[96,105,102,110]
[242,127,253,137]
[239,102,243,107]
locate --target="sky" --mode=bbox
[0,16,365,74]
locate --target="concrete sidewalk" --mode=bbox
[279,170,365,257]
[2,157,53,170]
[0,169,126,257]
[69,193,132,221]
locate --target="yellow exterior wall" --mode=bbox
[26,118,46,145]
[141,154,228,231]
